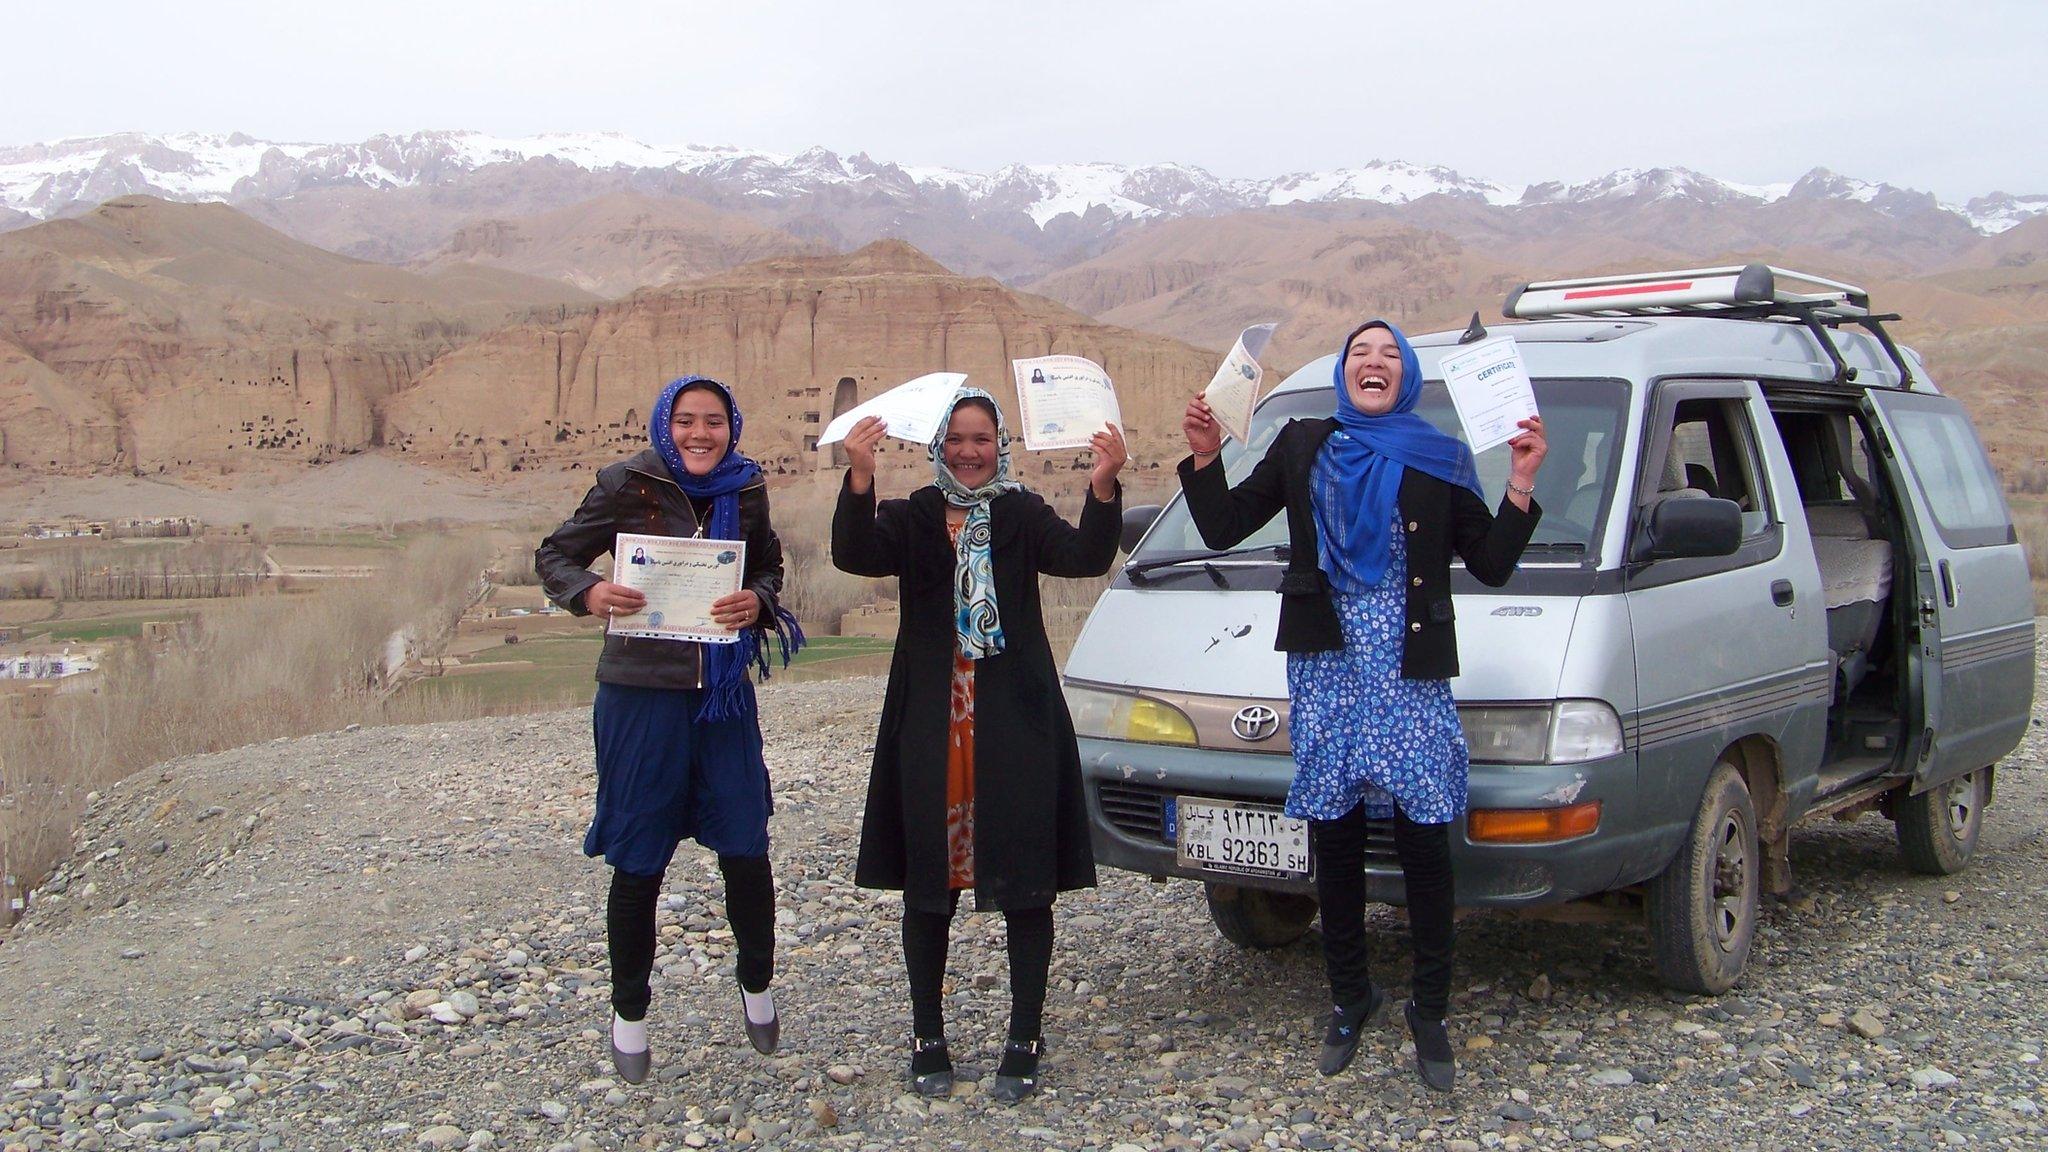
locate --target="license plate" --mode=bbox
[1174,796,1312,881]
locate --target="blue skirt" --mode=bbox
[1284,545,1469,825]
[586,681,773,875]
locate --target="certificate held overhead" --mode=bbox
[1011,355,1122,451]
[1438,335,1540,455]
[817,372,968,447]
[1200,322,1278,444]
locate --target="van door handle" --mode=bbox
[1938,560,1958,608]
[1771,579,1794,607]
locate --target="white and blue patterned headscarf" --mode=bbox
[928,388,1024,660]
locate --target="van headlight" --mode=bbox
[1064,683,1198,746]
[1459,700,1623,765]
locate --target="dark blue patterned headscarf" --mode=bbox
[1313,321,1482,592]
[648,375,805,720]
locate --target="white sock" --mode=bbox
[742,987,776,1026]
[611,1013,648,1054]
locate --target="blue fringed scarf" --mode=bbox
[1313,320,1483,593]
[648,375,806,720]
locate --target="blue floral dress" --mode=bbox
[1284,512,1469,826]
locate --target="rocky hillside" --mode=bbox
[0,197,595,472]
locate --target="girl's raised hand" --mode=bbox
[1089,422,1129,500]
[1183,395,1223,461]
[844,415,888,494]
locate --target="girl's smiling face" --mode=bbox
[942,403,1000,488]
[1344,327,1403,416]
[669,387,732,475]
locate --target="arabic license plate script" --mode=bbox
[1175,797,1311,881]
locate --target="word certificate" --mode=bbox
[609,533,746,644]
[1438,336,1540,455]
[1201,322,1279,443]
[1011,355,1122,452]
[817,372,968,447]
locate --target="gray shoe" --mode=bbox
[610,1032,651,1085]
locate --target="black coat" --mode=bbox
[1177,418,1539,680]
[534,449,787,691]
[832,473,1121,913]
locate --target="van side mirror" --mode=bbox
[1632,497,1742,562]
[1121,505,1162,553]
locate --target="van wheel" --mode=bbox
[1205,882,1318,950]
[1895,769,1987,875]
[1647,762,1758,995]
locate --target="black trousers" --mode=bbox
[607,854,775,1021]
[901,891,1055,1042]
[1311,803,1455,1021]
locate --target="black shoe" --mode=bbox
[739,984,778,1055]
[909,1036,953,1097]
[1317,986,1385,1076]
[1404,1001,1455,1093]
[989,1037,1044,1104]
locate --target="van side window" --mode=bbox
[1886,406,2014,548]
[1654,398,1773,538]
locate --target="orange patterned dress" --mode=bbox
[945,519,976,890]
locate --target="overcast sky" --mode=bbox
[10,1,2043,200]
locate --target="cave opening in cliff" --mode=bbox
[830,377,858,466]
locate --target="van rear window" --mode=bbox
[1883,401,2015,549]
[1133,378,1630,562]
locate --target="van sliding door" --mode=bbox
[1861,390,2036,791]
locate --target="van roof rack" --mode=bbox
[1502,263,1914,387]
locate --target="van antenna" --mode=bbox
[1458,312,1487,345]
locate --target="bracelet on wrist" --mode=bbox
[1505,477,1535,497]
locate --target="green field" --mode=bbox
[22,610,198,643]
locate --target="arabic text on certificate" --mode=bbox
[609,534,747,644]
[1011,355,1121,452]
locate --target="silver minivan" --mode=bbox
[1064,265,2037,993]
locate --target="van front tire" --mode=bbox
[1205,882,1318,950]
[1647,761,1759,995]
[1895,768,1987,875]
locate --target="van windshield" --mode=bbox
[1132,377,1630,565]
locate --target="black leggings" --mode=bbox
[1311,804,1455,1020]
[607,854,775,1021]
[902,892,1054,1042]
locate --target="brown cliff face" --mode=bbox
[0,197,597,473]
[383,240,1220,477]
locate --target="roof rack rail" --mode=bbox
[1502,263,1913,388]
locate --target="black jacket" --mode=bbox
[832,474,1120,912]
[1177,418,1539,680]
[534,449,787,691]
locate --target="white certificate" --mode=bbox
[1201,322,1278,444]
[816,371,967,447]
[1437,336,1540,455]
[608,533,746,644]
[1011,355,1122,451]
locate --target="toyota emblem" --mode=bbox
[1231,704,1280,742]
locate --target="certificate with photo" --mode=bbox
[1437,335,1541,455]
[1011,355,1122,452]
[608,533,746,644]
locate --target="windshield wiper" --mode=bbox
[1126,542,1291,584]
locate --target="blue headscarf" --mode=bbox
[1312,320,1482,592]
[648,375,805,720]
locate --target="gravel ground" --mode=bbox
[3,640,2045,1152]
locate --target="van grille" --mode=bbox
[1096,781,1400,867]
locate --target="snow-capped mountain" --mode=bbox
[1,130,2040,236]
